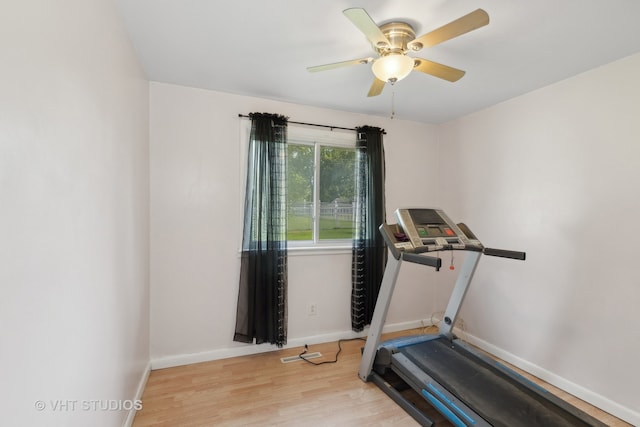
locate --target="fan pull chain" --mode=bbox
[390,88,395,119]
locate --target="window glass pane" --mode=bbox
[319,146,355,240]
[287,144,314,240]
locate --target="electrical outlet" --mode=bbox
[308,303,318,316]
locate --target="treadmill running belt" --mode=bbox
[400,337,594,427]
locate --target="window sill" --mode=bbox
[236,243,353,257]
[287,244,352,256]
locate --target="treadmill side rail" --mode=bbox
[391,352,492,427]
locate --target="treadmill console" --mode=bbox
[388,208,483,254]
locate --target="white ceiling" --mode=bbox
[116,0,640,124]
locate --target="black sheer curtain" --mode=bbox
[351,126,387,332]
[234,113,288,347]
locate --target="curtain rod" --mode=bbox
[237,114,386,134]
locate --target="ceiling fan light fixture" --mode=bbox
[372,54,414,84]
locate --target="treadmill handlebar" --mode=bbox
[401,253,442,271]
[483,247,526,260]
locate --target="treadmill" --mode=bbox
[358,208,606,427]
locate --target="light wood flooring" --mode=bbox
[133,328,630,426]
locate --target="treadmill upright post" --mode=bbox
[439,251,482,338]
[358,254,402,382]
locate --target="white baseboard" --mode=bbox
[150,318,431,370]
[460,331,640,427]
[123,361,151,427]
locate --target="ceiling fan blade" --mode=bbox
[307,57,373,73]
[413,59,466,82]
[343,8,390,49]
[408,9,489,51]
[367,78,385,97]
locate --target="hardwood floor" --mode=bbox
[133,328,630,426]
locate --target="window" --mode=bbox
[286,126,356,246]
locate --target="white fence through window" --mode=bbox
[289,201,355,222]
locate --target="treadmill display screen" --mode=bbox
[409,209,447,226]
[395,208,477,251]
[408,211,452,238]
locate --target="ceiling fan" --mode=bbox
[307,8,489,97]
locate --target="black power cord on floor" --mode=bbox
[298,338,366,366]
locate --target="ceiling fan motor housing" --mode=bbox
[377,22,416,55]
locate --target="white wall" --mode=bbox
[0,1,150,426]
[437,53,640,425]
[149,82,446,366]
